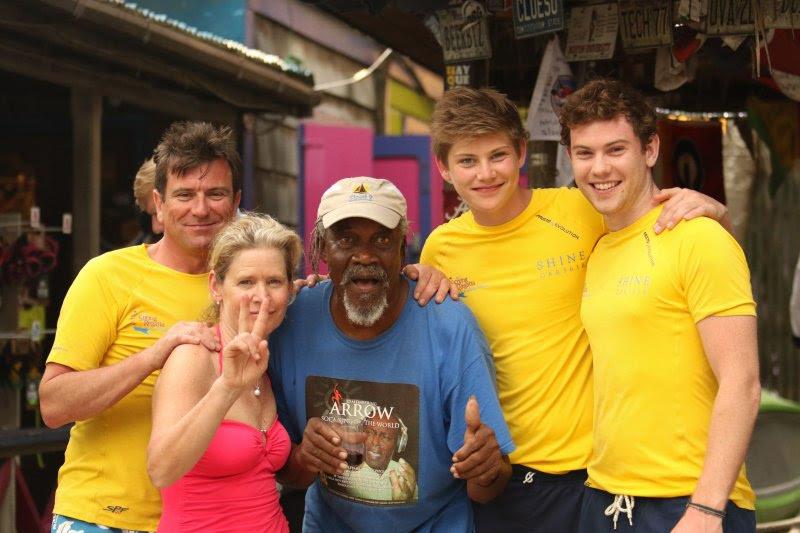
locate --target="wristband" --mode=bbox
[686,501,726,519]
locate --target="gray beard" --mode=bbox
[340,264,390,327]
[342,289,388,327]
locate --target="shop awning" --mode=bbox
[0,0,320,119]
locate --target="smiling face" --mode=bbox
[323,217,405,329]
[210,246,291,335]
[569,116,659,231]
[364,415,400,472]
[437,131,529,226]
[154,158,240,256]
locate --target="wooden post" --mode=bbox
[70,89,102,273]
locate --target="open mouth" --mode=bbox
[351,277,382,292]
[342,265,389,294]
[591,181,620,191]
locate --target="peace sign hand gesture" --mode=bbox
[219,294,271,393]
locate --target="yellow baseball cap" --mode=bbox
[317,177,407,229]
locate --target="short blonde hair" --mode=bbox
[205,213,303,322]
[133,158,156,211]
[431,87,528,164]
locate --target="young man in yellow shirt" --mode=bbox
[563,79,759,532]
[421,88,731,532]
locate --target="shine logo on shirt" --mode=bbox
[535,250,588,279]
[616,275,651,296]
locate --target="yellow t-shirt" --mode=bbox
[421,188,605,473]
[581,206,756,509]
[47,245,210,530]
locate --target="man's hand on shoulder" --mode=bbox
[652,188,730,235]
[403,264,458,306]
[146,321,219,372]
[293,273,328,292]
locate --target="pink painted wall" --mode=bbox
[372,157,420,240]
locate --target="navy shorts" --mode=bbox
[579,487,756,532]
[474,465,588,532]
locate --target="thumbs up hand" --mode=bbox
[450,395,503,487]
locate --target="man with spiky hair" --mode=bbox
[41,121,239,532]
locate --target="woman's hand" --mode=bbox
[219,294,271,393]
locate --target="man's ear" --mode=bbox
[517,139,528,169]
[153,188,164,223]
[645,134,660,168]
[232,189,242,213]
[319,235,330,265]
[435,157,451,183]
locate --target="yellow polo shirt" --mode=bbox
[581,206,755,508]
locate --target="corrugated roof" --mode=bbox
[99,0,313,82]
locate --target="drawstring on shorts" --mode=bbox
[604,494,635,530]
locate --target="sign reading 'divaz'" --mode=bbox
[512,0,565,39]
[702,0,755,35]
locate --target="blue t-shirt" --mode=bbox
[270,280,514,532]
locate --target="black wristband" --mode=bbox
[686,501,726,519]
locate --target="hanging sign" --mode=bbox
[565,3,619,61]
[764,0,800,29]
[702,0,755,35]
[512,0,565,39]
[437,8,492,64]
[445,63,481,89]
[619,0,673,50]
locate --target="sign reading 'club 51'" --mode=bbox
[513,0,565,39]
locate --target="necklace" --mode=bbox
[216,324,262,396]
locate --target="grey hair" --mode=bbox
[309,217,409,274]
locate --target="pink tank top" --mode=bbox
[158,331,291,532]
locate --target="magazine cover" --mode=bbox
[305,376,420,505]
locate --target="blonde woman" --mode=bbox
[147,213,301,532]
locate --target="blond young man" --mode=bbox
[421,87,731,532]
[563,79,758,532]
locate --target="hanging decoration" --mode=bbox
[526,35,574,141]
[722,119,755,241]
[747,95,800,195]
